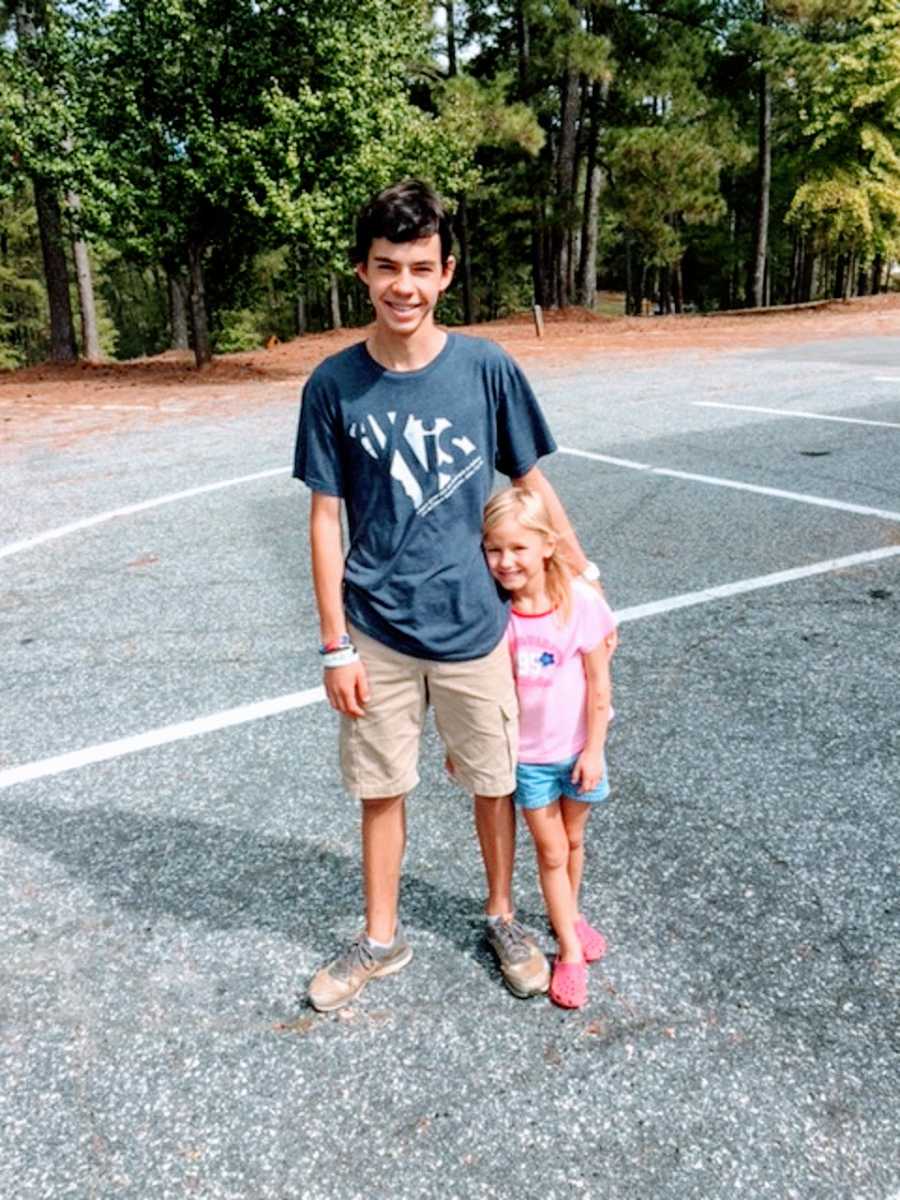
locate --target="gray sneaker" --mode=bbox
[485,917,550,998]
[307,928,413,1012]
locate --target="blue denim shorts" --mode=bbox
[514,754,610,811]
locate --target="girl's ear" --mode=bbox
[542,537,556,560]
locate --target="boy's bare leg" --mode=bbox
[473,793,516,918]
[362,794,406,942]
[307,792,411,1012]
[476,791,549,998]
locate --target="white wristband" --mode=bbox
[322,646,360,669]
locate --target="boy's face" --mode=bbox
[356,235,455,339]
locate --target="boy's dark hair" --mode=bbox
[350,180,454,266]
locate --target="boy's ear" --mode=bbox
[440,254,457,291]
[355,261,369,285]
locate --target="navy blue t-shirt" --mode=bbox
[293,333,556,661]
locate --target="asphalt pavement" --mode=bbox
[1,334,898,1199]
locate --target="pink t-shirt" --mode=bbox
[508,580,616,764]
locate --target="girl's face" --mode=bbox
[483,514,554,595]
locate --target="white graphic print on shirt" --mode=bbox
[348,411,483,516]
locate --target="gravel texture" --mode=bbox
[1,335,899,1199]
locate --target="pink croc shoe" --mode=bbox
[549,957,587,1009]
[575,917,608,963]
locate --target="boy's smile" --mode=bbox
[357,235,455,341]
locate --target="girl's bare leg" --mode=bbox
[560,798,592,920]
[524,801,581,962]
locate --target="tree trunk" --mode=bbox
[576,77,603,309]
[455,196,474,324]
[65,189,101,362]
[187,239,212,367]
[296,288,307,336]
[576,165,601,310]
[168,271,190,350]
[71,235,100,361]
[801,248,815,302]
[531,202,547,307]
[870,255,884,294]
[445,1,457,75]
[788,233,800,303]
[833,254,846,299]
[33,178,78,363]
[445,5,473,324]
[329,273,343,330]
[514,0,530,97]
[750,63,771,307]
[750,2,771,308]
[555,18,581,308]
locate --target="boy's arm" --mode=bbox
[310,492,369,718]
[513,465,617,651]
[571,639,614,793]
[511,464,590,574]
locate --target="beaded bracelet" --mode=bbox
[319,633,352,655]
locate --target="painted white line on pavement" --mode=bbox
[556,446,900,523]
[615,544,900,623]
[6,444,899,565]
[693,400,900,429]
[0,467,291,561]
[872,376,900,383]
[0,687,325,789]
[4,544,899,791]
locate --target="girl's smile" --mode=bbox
[483,515,554,602]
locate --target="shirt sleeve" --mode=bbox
[292,372,345,496]
[573,581,617,654]
[492,349,557,478]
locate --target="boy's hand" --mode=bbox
[571,750,604,794]
[324,661,370,718]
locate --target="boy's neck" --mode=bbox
[367,321,447,372]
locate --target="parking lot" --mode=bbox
[2,332,899,1199]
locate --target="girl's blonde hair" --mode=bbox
[482,486,573,622]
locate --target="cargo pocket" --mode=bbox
[500,700,519,778]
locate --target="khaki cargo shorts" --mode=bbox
[339,624,518,800]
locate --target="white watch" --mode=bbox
[580,560,600,582]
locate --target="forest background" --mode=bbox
[1,0,899,371]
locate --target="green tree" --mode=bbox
[785,0,900,296]
[0,0,86,361]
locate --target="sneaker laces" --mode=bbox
[490,917,534,964]
[331,933,376,982]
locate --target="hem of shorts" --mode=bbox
[515,782,610,809]
[454,772,517,798]
[345,771,420,802]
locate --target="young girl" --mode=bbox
[482,487,617,1009]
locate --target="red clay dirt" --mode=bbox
[2,294,898,453]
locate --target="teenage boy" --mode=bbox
[294,180,601,1012]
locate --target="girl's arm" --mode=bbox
[571,634,615,793]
